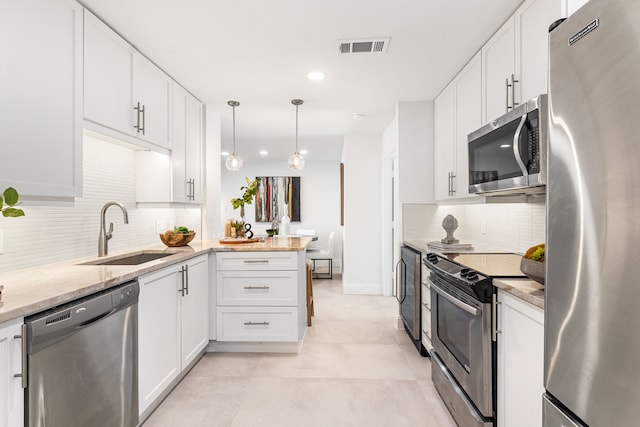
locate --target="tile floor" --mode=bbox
[143,277,456,427]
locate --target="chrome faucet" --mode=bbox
[98,202,129,257]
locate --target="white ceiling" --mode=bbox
[80,0,523,162]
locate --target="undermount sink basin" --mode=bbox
[80,251,175,266]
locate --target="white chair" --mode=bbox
[306,232,335,279]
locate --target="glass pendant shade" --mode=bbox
[225,153,243,170]
[225,100,242,171]
[289,99,305,170]
[288,152,305,170]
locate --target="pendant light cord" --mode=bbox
[295,103,299,154]
[232,104,237,155]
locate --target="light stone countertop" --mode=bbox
[0,236,312,323]
[493,278,545,309]
[403,239,514,255]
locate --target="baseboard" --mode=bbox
[206,340,303,353]
[342,283,383,295]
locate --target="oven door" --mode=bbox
[430,278,493,418]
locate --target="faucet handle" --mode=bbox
[107,222,114,240]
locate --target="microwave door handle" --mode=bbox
[512,114,528,177]
[431,282,480,316]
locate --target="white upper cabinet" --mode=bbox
[84,10,171,151]
[483,0,567,124]
[435,52,482,201]
[567,0,589,16]
[132,54,172,149]
[84,10,133,137]
[482,17,516,123]
[515,0,567,104]
[0,0,83,198]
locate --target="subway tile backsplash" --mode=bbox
[0,135,201,274]
[403,198,546,254]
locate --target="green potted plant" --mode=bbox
[230,177,261,223]
[1,187,25,218]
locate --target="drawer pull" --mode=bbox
[244,286,270,290]
[244,321,270,326]
[243,260,269,264]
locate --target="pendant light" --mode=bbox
[225,100,243,171]
[288,99,305,170]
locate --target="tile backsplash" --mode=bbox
[403,198,546,254]
[0,135,201,274]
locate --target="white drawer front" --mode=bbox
[421,265,430,283]
[421,283,431,309]
[216,307,299,342]
[422,304,431,339]
[216,251,298,271]
[217,271,298,306]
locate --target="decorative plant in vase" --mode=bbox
[1,187,25,218]
[230,177,261,235]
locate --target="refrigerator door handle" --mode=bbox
[512,114,528,177]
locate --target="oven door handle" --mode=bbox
[513,114,528,178]
[395,259,406,303]
[431,282,480,316]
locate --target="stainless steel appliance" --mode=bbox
[546,0,640,425]
[468,95,547,196]
[397,245,426,355]
[424,253,496,427]
[25,280,139,427]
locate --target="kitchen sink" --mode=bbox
[80,251,175,266]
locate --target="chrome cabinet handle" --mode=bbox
[13,324,27,388]
[185,264,189,296]
[431,282,480,316]
[512,114,528,178]
[492,293,502,342]
[244,321,269,326]
[140,104,146,135]
[244,286,270,290]
[179,265,186,296]
[189,178,195,200]
[505,78,511,111]
[451,172,456,196]
[243,260,269,264]
[511,74,519,108]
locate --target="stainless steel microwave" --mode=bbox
[468,95,547,196]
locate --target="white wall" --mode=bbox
[202,107,222,240]
[403,198,546,254]
[342,135,383,294]
[220,159,343,270]
[0,135,201,274]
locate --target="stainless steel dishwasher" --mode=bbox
[24,280,139,427]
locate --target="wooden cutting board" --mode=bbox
[219,237,259,244]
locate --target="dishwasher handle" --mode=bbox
[26,280,139,354]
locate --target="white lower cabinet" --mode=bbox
[0,318,23,427]
[497,291,544,427]
[138,254,208,416]
[215,251,303,345]
[420,263,432,352]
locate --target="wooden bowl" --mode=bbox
[520,257,545,285]
[159,231,196,247]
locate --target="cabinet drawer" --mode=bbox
[422,265,430,283]
[216,307,298,342]
[216,251,298,271]
[217,271,298,306]
[421,283,431,309]
[422,304,431,339]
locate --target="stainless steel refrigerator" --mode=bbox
[545,0,640,425]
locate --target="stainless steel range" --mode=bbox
[424,252,527,427]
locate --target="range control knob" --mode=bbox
[460,268,470,277]
[426,253,438,263]
[466,271,478,280]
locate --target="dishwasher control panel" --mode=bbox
[111,281,140,308]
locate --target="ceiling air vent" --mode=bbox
[338,37,391,54]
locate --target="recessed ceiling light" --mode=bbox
[307,71,325,81]
[300,149,308,155]
[352,113,364,120]
[221,151,230,156]
[259,150,268,156]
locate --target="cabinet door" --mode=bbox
[567,0,588,15]
[0,318,23,427]
[132,54,172,149]
[497,291,544,427]
[186,94,203,203]
[434,82,456,201]
[171,84,189,203]
[180,255,209,368]
[516,0,566,104]
[454,52,482,199]
[138,267,181,415]
[84,10,133,136]
[0,0,82,198]
[482,17,515,123]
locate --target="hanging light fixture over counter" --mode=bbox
[225,100,243,171]
[288,99,305,170]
